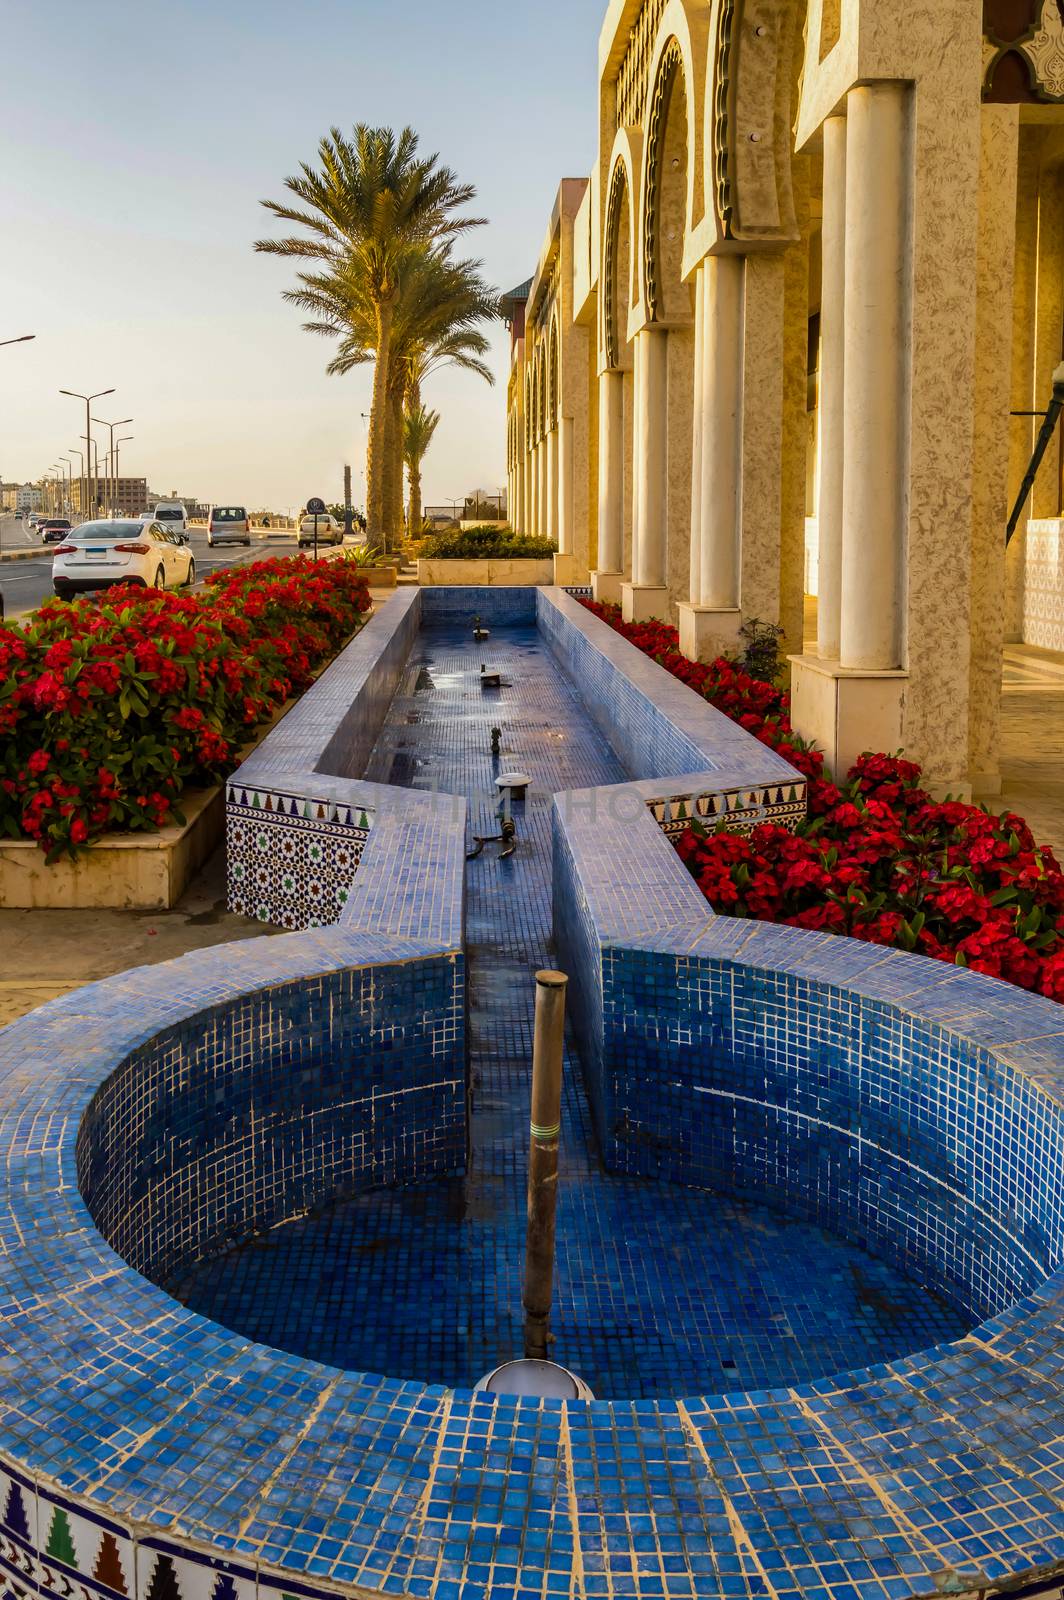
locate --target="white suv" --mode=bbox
[153,502,189,539]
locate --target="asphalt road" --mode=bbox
[0,518,302,619]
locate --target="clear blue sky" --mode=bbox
[0,0,602,512]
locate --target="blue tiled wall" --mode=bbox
[554,796,1064,1326]
[77,953,465,1286]
[419,585,537,627]
[536,587,801,789]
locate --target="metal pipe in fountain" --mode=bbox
[523,970,568,1360]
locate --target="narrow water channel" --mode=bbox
[170,620,972,1397]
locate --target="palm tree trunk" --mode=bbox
[408,447,423,535]
[366,295,394,547]
[404,376,422,535]
[382,382,404,547]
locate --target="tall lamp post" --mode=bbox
[114,436,133,511]
[59,457,74,517]
[59,387,113,522]
[92,415,131,516]
[67,448,85,521]
[0,336,35,554]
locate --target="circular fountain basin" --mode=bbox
[0,925,1061,1600]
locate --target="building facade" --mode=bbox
[70,477,148,516]
[505,0,1064,795]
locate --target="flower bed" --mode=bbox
[0,557,371,860]
[579,599,1064,1001]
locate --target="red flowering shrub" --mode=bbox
[0,556,370,859]
[580,598,1064,1002]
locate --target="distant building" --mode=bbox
[16,485,41,515]
[70,478,148,516]
[0,483,19,512]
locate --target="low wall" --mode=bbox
[0,785,220,910]
[537,587,807,834]
[226,589,421,928]
[418,557,554,586]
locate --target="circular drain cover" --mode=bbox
[475,1359,594,1399]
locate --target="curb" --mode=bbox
[0,548,45,564]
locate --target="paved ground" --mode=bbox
[169,619,971,1399]
[0,519,303,617]
[1000,644,1064,860]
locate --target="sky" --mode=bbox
[0,0,603,513]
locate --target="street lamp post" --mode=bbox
[60,387,114,523]
[67,448,85,521]
[59,458,73,517]
[0,336,36,554]
[114,436,133,510]
[92,415,131,516]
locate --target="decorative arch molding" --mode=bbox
[537,350,547,442]
[548,320,560,430]
[601,138,640,368]
[633,0,709,303]
[984,0,1064,100]
[706,0,800,246]
[642,39,687,322]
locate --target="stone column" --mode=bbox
[839,84,908,672]
[789,84,912,779]
[816,115,846,661]
[593,369,624,602]
[968,104,1018,795]
[546,427,558,542]
[678,255,744,659]
[553,416,583,585]
[622,326,670,622]
[687,261,705,607]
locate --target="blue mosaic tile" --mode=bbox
[0,591,1060,1600]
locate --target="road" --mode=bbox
[0,517,302,619]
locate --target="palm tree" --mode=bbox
[255,125,483,545]
[286,245,497,544]
[403,403,440,534]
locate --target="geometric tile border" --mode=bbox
[646,778,807,838]
[225,787,372,930]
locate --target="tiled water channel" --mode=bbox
[171,622,972,1397]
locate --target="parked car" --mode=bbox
[207,505,252,546]
[38,518,73,544]
[153,501,190,540]
[51,520,195,595]
[296,510,342,548]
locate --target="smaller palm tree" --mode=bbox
[403,404,440,535]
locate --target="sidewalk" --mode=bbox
[1000,644,1064,859]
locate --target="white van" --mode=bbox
[153,502,189,539]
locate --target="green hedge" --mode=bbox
[418,525,557,560]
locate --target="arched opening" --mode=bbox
[603,162,636,581]
[642,42,694,616]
